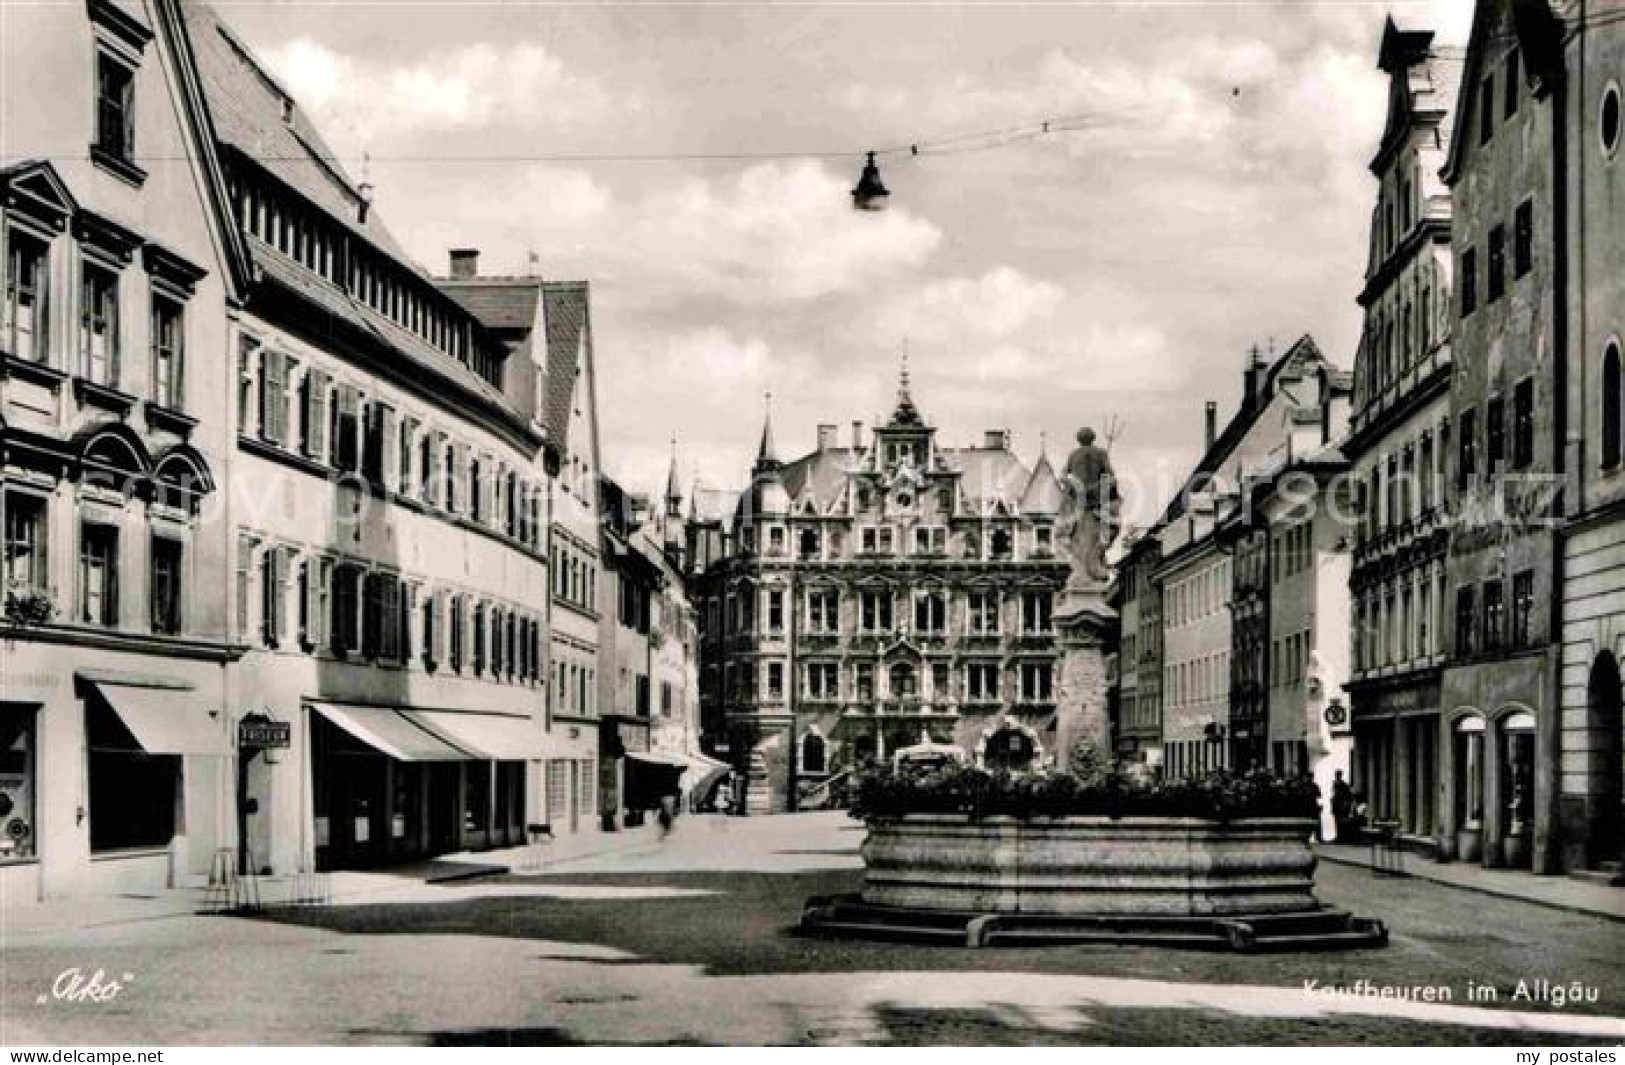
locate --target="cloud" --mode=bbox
[260,37,617,148]
[396,159,942,304]
[877,266,1064,344]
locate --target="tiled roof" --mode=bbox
[1018,453,1063,515]
[948,447,1033,510]
[180,0,418,270]
[541,282,589,452]
[438,279,544,333]
[782,448,856,511]
[690,486,741,524]
[249,237,510,410]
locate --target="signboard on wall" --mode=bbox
[239,719,291,749]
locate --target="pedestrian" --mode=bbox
[1330,770,1354,842]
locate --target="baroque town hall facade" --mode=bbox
[686,373,1069,813]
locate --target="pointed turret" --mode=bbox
[664,435,683,517]
[888,351,924,427]
[754,391,781,472]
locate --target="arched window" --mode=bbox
[801,732,827,775]
[1604,340,1622,469]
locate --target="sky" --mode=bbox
[221,0,1476,526]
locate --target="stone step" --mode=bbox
[983,926,1227,949]
[1568,867,1625,887]
[803,917,969,943]
[1245,928,1390,952]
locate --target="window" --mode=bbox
[1035,526,1053,554]
[1022,590,1052,633]
[1513,379,1534,469]
[1511,570,1534,647]
[149,294,183,408]
[1488,225,1506,302]
[913,526,945,555]
[766,661,784,699]
[854,662,874,700]
[807,588,838,632]
[258,349,289,445]
[0,708,38,860]
[967,662,999,701]
[1461,248,1477,317]
[1482,579,1505,653]
[1505,49,1520,118]
[990,528,1013,559]
[913,590,946,633]
[1480,73,1495,145]
[80,263,119,385]
[332,564,360,655]
[1459,406,1478,488]
[259,546,286,646]
[888,662,916,698]
[1021,662,1053,702]
[1514,200,1533,278]
[1603,83,1622,158]
[1604,341,1623,469]
[150,535,182,635]
[4,231,47,362]
[859,589,893,633]
[79,523,119,626]
[1486,394,1505,475]
[88,698,177,852]
[968,590,999,634]
[766,588,784,633]
[3,492,47,596]
[94,52,135,163]
[806,662,838,700]
[1456,585,1477,657]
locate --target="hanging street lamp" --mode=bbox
[851,150,889,211]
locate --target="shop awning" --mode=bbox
[308,702,474,761]
[406,710,548,761]
[627,751,690,771]
[92,681,228,755]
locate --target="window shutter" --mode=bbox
[259,350,285,444]
[235,534,254,638]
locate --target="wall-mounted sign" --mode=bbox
[239,719,291,749]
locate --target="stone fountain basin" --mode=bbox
[859,814,1320,917]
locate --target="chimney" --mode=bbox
[449,248,480,280]
[851,420,864,450]
[817,424,839,451]
[984,429,1008,450]
[1204,401,1218,450]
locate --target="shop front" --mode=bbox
[306,702,538,871]
[1348,674,1441,848]
[1,664,231,904]
[1439,652,1555,871]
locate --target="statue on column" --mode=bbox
[1059,427,1120,588]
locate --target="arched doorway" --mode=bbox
[983,725,1037,772]
[1587,652,1623,865]
[1497,710,1537,869]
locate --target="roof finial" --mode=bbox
[665,434,682,506]
[889,341,923,426]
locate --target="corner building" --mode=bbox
[692,374,1068,813]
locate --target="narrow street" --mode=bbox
[3,813,1621,1046]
